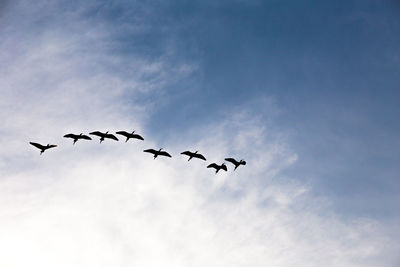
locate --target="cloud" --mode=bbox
[0,1,399,267]
[1,112,397,266]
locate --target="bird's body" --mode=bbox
[29,142,57,155]
[115,130,144,142]
[181,150,206,161]
[89,131,118,143]
[207,163,228,173]
[63,133,92,145]
[143,148,172,159]
[225,158,246,170]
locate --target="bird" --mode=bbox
[115,130,144,142]
[225,158,246,170]
[207,163,228,174]
[181,150,206,161]
[29,142,57,155]
[63,133,92,145]
[143,148,172,159]
[89,131,119,143]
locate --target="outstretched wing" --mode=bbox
[225,158,238,165]
[132,134,144,140]
[80,135,92,140]
[159,151,172,158]
[207,163,219,169]
[106,134,119,141]
[144,149,157,154]
[116,131,129,137]
[63,133,76,139]
[181,151,192,157]
[89,131,104,137]
[221,164,228,171]
[29,142,45,150]
[194,153,206,161]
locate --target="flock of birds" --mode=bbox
[29,130,246,173]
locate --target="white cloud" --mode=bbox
[0,1,398,267]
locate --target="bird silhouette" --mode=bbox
[143,148,172,159]
[181,150,206,161]
[115,130,144,142]
[63,133,92,145]
[225,158,246,170]
[207,163,228,174]
[29,142,57,155]
[89,131,119,143]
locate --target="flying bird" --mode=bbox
[89,131,119,143]
[29,142,57,155]
[207,163,228,174]
[181,150,206,161]
[225,158,246,170]
[143,148,172,159]
[63,133,92,145]
[115,130,144,142]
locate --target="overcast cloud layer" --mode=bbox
[1,1,399,267]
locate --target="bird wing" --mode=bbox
[181,151,192,156]
[194,153,206,161]
[106,134,119,141]
[144,149,157,154]
[63,133,76,138]
[225,158,238,164]
[221,164,228,171]
[159,151,172,157]
[207,163,219,169]
[80,135,92,140]
[89,131,104,137]
[116,131,129,137]
[30,142,45,150]
[132,134,144,140]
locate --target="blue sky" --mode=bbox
[0,0,399,266]
[114,0,400,218]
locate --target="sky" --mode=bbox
[0,0,399,266]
